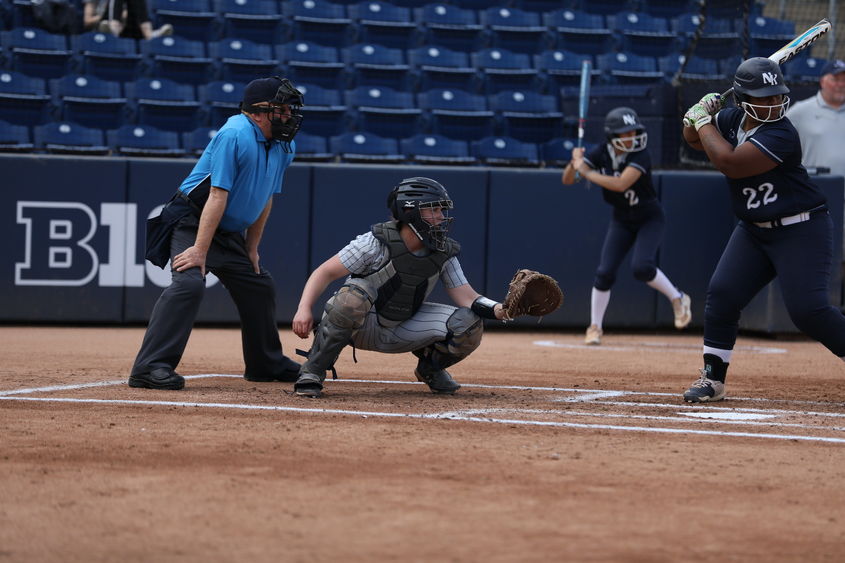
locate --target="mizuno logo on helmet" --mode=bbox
[623,114,636,125]
[403,201,415,208]
[762,72,778,85]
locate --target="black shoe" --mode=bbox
[293,372,324,397]
[414,368,461,394]
[128,368,185,390]
[244,356,301,382]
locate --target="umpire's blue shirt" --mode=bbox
[178,113,295,233]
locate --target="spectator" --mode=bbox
[83,0,173,39]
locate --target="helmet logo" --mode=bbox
[762,72,778,86]
[403,201,415,208]
[622,113,636,125]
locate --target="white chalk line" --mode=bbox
[533,340,788,354]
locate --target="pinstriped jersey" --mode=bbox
[714,107,826,222]
[583,143,657,211]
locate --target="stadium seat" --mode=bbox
[613,11,676,58]
[0,119,34,152]
[541,137,580,168]
[0,27,73,79]
[559,83,668,121]
[545,9,613,56]
[209,38,279,83]
[347,0,418,49]
[640,0,696,19]
[296,82,348,137]
[329,131,404,163]
[418,87,495,141]
[579,0,632,16]
[480,6,549,55]
[400,133,477,165]
[658,54,723,81]
[291,131,334,161]
[218,0,283,45]
[471,47,539,94]
[108,124,186,157]
[597,52,663,84]
[127,77,202,132]
[535,50,595,90]
[34,121,110,155]
[50,74,127,130]
[489,90,563,143]
[71,31,143,82]
[471,135,540,167]
[414,3,485,53]
[408,45,480,93]
[344,85,421,139]
[151,0,219,42]
[140,35,214,85]
[182,125,218,156]
[674,14,739,60]
[283,0,352,46]
[277,40,345,90]
[785,56,828,82]
[198,80,244,127]
[342,43,410,90]
[0,69,52,126]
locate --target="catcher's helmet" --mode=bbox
[732,57,790,122]
[604,107,647,152]
[387,177,454,251]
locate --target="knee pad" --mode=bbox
[442,307,483,357]
[324,284,372,330]
[632,263,656,283]
[594,271,615,292]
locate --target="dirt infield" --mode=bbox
[1,326,844,562]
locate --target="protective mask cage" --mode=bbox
[408,199,454,251]
[610,131,648,152]
[739,96,790,123]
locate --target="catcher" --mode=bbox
[291,176,561,398]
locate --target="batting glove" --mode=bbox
[683,103,712,131]
[698,92,724,115]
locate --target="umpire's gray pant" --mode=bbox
[131,215,289,379]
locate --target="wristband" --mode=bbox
[471,296,500,320]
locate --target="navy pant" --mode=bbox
[132,215,291,379]
[705,213,845,356]
[594,203,664,290]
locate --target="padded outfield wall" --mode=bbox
[1,154,841,334]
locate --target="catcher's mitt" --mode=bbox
[501,269,563,320]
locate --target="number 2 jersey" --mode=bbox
[714,107,826,223]
[583,143,659,220]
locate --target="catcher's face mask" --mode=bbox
[406,199,453,252]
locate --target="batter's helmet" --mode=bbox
[387,177,454,252]
[732,57,790,122]
[604,107,647,152]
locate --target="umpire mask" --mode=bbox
[241,77,305,144]
[388,177,454,252]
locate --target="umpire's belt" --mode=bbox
[753,206,827,229]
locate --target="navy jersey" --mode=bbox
[714,107,826,223]
[583,143,658,212]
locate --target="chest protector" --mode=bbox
[356,221,460,323]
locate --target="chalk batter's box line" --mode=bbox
[1,375,844,445]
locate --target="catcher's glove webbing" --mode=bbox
[501,269,563,320]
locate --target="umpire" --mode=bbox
[129,76,304,390]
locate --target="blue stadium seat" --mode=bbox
[579,0,632,16]
[785,56,828,82]
[71,31,143,82]
[408,45,480,93]
[640,0,695,19]
[209,38,279,83]
[597,52,663,84]
[291,131,334,161]
[50,74,127,130]
[414,3,485,53]
[541,137,580,167]
[347,0,417,49]
[296,82,348,137]
[34,121,110,155]
[198,80,244,127]
[151,0,219,41]
[400,133,477,165]
[277,40,345,89]
[283,0,352,46]
[182,125,218,156]
[108,124,186,157]
[545,9,613,56]
[559,83,668,120]
[329,131,404,163]
[535,50,595,89]
[0,27,72,79]
[342,43,410,90]
[0,119,34,152]
[140,35,214,85]
[489,90,563,143]
[471,135,539,167]
[127,77,202,132]
[471,47,539,94]
[218,0,283,45]
[658,54,723,81]
[612,11,676,58]
[344,85,421,139]
[0,69,52,126]
[417,87,494,141]
[674,14,739,60]
[481,6,548,55]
